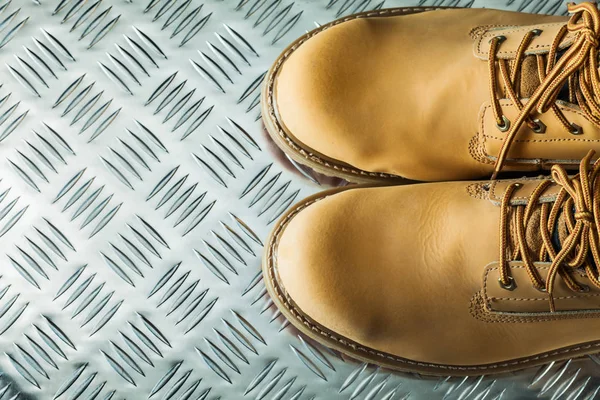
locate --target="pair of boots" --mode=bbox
[260,2,600,376]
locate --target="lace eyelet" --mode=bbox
[496,115,510,132]
[531,119,546,134]
[577,285,590,293]
[499,277,516,291]
[531,29,543,36]
[535,286,547,293]
[570,123,583,135]
[489,35,507,44]
[482,183,491,192]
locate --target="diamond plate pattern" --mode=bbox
[0,0,595,399]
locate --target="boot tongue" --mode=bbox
[517,55,541,99]
[511,50,570,101]
[521,206,569,257]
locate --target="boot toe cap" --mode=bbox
[267,188,390,345]
[273,18,384,173]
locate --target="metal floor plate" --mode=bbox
[0,0,595,399]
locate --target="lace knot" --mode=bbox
[575,210,594,223]
[498,150,600,313]
[577,27,599,47]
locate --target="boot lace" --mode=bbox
[489,2,600,179]
[498,150,600,312]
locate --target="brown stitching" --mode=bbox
[489,177,539,201]
[482,102,598,142]
[489,177,559,202]
[470,24,507,40]
[471,291,600,323]
[493,295,600,300]
[265,7,439,180]
[486,136,600,143]
[476,22,573,56]
[489,180,500,200]
[468,134,493,165]
[475,24,513,55]
[478,101,491,164]
[483,262,492,310]
[466,182,489,200]
[483,265,600,303]
[485,22,566,35]
[268,194,600,371]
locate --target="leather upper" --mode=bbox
[273,182,600,367]
[273,8,598,181]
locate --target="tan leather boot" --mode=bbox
[262,3,600,183]
[263,150,600,375]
